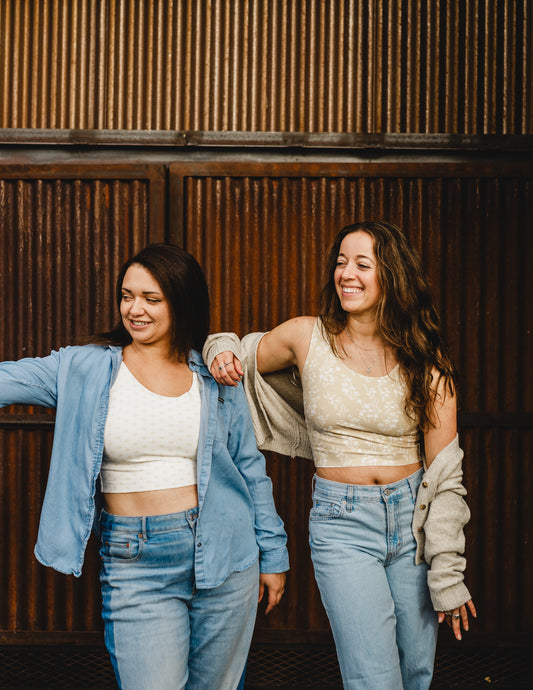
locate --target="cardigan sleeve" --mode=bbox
[202,333,243,370]
[415,437,472,611]
[203,332,312,459]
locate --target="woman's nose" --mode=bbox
[129,298,145,314]
[342,261,357,279]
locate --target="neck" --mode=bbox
[126,340,180,363]
[345,316,379,341]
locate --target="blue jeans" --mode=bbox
[309,469,438,690]
[99,508,259,690]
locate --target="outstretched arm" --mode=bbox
[209,317,314,386]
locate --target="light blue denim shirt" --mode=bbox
[0,345,289,585]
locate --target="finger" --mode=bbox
[461,605,469,632]
[437,612,446,624]
[264,585,284,615]
[257,582,265,604]
[264,590,275,615]
[467,599,477,618]
[451,610,462,640]
[213,361,239,387]
[222,360,241,384]
[234,359,244,377]
[210,364,223,381]
[211,358,227,381]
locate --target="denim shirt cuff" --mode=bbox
[259,547,290,574]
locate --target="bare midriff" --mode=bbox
[103,484,198,516]
[315,461,422,486]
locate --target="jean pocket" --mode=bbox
[309,497,344,521]
[100,531,143,562]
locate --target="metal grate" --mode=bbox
[0,644,531,689]
[0,646,117,689]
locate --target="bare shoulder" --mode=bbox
[280,315,315,336]
[258,316,316,373]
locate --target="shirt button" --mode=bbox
[418,526,424,532]
[420,504,426,510]
[422,481,428,488]
[197,543,202,548]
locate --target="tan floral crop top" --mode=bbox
[301,319,421,467]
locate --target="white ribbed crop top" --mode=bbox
[99,362,201,493]
[301,319,421,467]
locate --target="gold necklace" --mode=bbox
[345,329,384,374]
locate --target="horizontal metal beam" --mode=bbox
[1,129,532,152]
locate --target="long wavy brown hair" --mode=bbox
[319,220,457,430]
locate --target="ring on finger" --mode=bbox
[218,365,225,370]
[452,614,461,620]
[224,361,232,366]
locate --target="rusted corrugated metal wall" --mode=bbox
[0,0,531,654]
[1,160,531,642]
[0,0,531,133]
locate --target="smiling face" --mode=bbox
[334,231,381,317]
[120,264,172,349]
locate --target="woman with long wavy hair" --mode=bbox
[205,220,476,690]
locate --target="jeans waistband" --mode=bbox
[99,507,199,536]
[312,468,423,503]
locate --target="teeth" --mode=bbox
[132,320,150,326]
[343,287,362,294]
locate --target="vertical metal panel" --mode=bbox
[0,0,107,129]
[177,162,532,639]
[0,165,166,636]
[2,0,528,133]
[375,0,533,134]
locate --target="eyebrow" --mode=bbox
[337,252,374,261]
[121,287,163,296]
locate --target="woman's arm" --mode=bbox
[424,370,457,466]
[256,317,313,374]
[0,352,60,408]
[207,317,315,385]
[226,383,290,611]
[423,375,476,639]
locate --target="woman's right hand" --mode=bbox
[210,351,243,386]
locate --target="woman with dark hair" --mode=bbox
[204,221,476,689]
[0,243,288,690]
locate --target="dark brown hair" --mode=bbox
[320,220,457,429]
[92,244,210,360]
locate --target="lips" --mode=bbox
[129,319,152,327]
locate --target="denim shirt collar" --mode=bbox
[187,349,209,376]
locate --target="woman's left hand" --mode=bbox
[438,599,477,640]
[258,572,286,614]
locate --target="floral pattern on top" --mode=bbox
[301,319,421,467]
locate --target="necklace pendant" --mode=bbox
[366,366,372,373]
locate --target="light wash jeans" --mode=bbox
[99,508,259,690]
[309,469,438,690]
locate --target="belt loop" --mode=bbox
[347,483,354,511]
[141,516,148,541]
[408,468,422,501]
[312,474,317,493]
